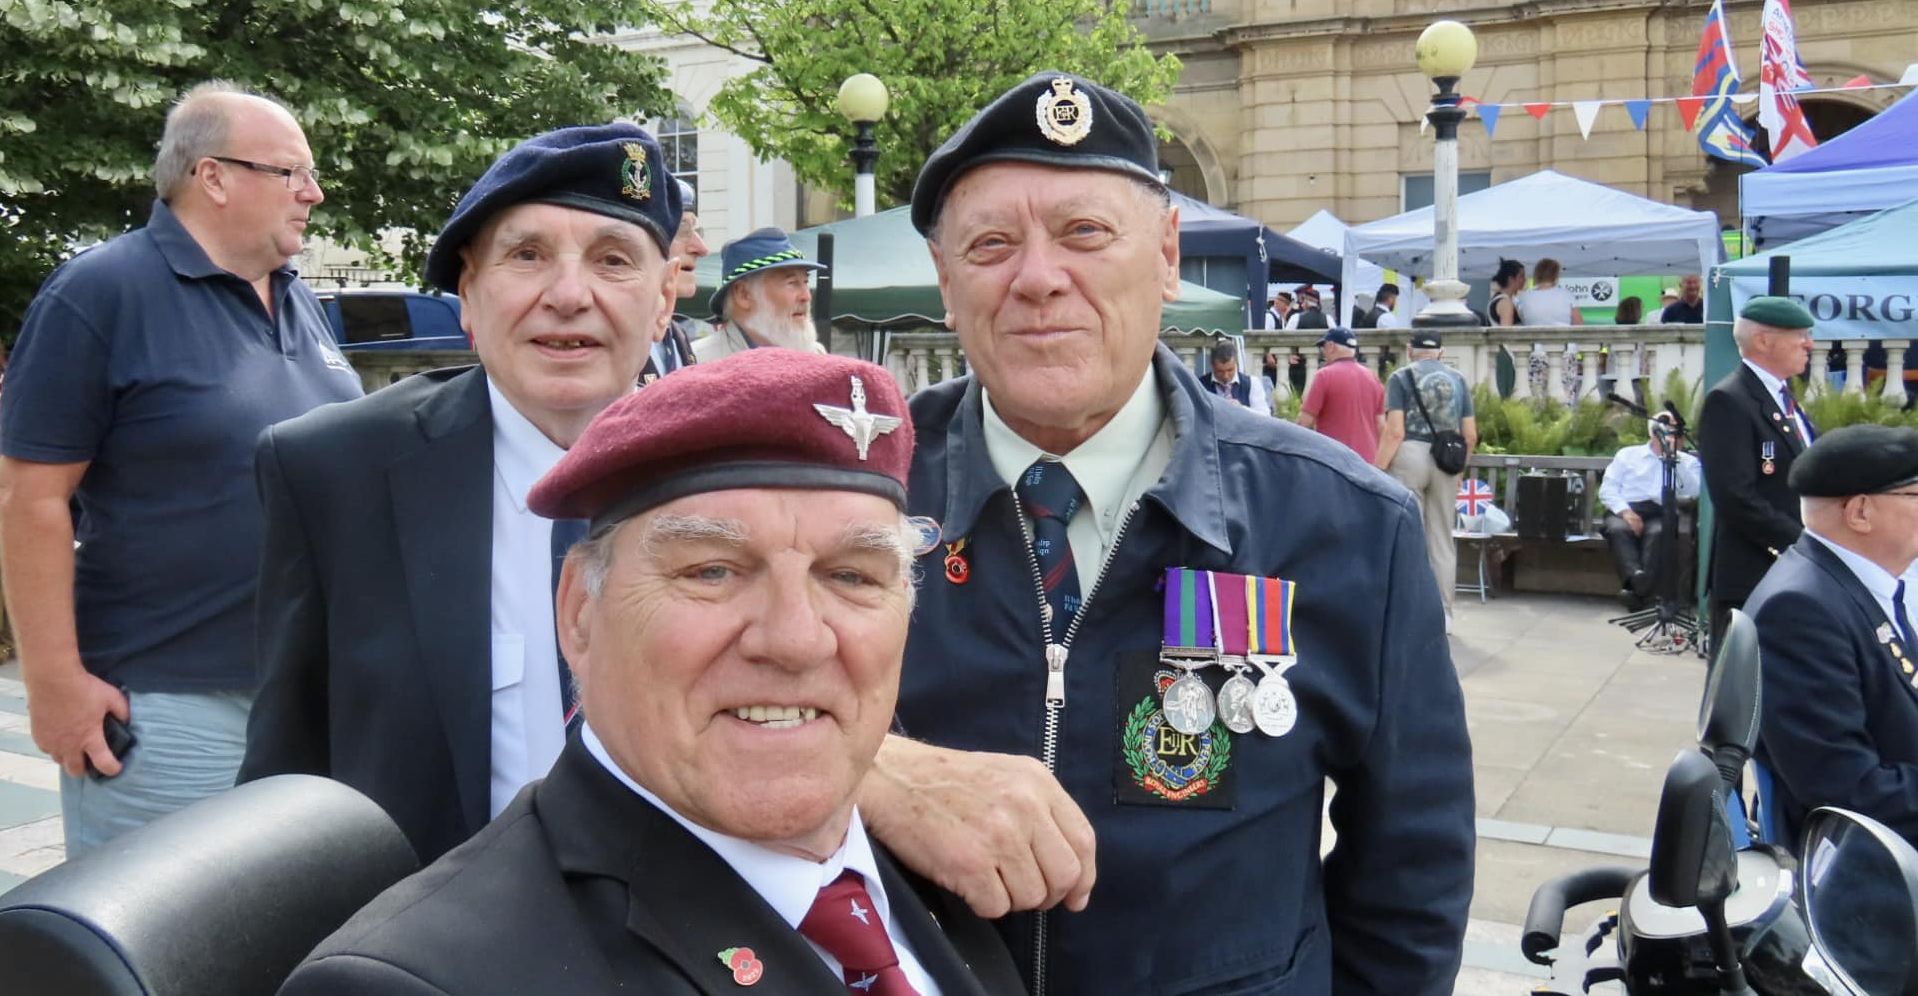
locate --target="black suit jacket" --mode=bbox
[280,739,1025,995]
[1750,536,1918,846]
[241,366,496,864]
[1697,363,1808,603]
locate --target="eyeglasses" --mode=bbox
[210,156,321,190]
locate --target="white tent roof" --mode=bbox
[1288,210,1387,293]
[1340,170,1722,299]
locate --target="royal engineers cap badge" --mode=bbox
[620,142,652,203]
[1035,77,1093,146]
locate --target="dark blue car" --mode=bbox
[316,290,466,351]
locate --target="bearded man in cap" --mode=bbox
[855,72,1474,994]
[693,227,829,361]
[241,124,682,865]
[282,350,1022,995]
[1698,295,1819,651]
[1749,424,1918,847]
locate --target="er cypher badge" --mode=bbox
[1114,652,1235,810]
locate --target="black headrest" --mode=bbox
[1699,609,1762,757]
[0,775,417,996]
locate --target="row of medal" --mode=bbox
[1157,567,1302,739]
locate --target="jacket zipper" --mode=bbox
[1015,497,1142,996]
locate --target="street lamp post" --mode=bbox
[1413,20,1481,329]
[837,73,890,217]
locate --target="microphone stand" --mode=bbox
[1607,420,1704,656]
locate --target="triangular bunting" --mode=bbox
[1624,100,1652,131]
[1841,74,1871,89]
[1523,102,1552,120]
[1675,96,1706,131]
[1478,103,1503,138]
[1572,100,1603,139]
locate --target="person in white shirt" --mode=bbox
[1598,412,1702,605]
[1515,257,1583,327]
[281,350,1023,994]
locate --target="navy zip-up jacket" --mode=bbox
[899,345,1474,995]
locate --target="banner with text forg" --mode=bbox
[1729,276,1918,341]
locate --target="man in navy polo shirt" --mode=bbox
[0,82,363,856]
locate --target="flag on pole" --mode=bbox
[1759,0,1819,161]
[1690,0,1767,166]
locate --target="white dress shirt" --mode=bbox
[1598,442,1701,514]
[581,725,941,994]
[486,379,571,818]
[1805,529,1905,634]
[983,371,1172,596]
[1742,358,1813,442]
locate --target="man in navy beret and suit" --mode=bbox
[281,350,1022,994]
[853,72,1474,994]
[1751,424,1918,847]
[240,124,683,864]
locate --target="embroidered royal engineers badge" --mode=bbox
[619,142,652,203]
[1035,77,1093,146]
[1114,653,1235,810]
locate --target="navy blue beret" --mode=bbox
[1789,424,1918,497]
[910,71,1164,236]
[424,123,683,292]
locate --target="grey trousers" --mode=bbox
[1388,440,1459,614]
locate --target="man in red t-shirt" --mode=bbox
[1298,327,1384,458]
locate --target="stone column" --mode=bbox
[1885,340,1911,407]
[1580,344,1602,401]
[1612,342,1638,399]
[1809,345,1831,391]
[1511,344,1534,400]
[911,349,931,394]
[1544,345,1567,405]
[1844,340,1868,395]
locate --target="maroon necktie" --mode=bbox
[797,871,919,995]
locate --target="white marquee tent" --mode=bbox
[1339,170,1723,306]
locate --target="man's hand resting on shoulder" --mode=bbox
[859,735,1096,919]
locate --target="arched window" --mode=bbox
[651,109,699,196]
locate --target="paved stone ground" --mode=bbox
[0,592,1696,993]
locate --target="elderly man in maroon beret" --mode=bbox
[281,350,1021,995]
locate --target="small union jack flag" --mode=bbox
[1457,478,1494,518]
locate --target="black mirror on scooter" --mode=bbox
[1650,748,1739,908]
[1800,807,1918,996]
[1698,609,1760,785]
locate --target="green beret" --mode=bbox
[1788,424,1918,498]
[1739,295,1815,330]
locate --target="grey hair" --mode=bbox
[573,510,920,607]
[151,81,283,200]
[1733,317,1760,353]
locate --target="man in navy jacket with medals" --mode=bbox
[853,72,1475,994]
[1750,425,1918,847]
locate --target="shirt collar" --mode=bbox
[487,376,569,513]
[580,723,889,931]
[144,199,299,282]
[1742,357,1789,402]
[981,366,1165,528]
[1806,528,1901,606]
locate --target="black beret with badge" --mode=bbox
[424,122,682,292]
[909,71,1164,235]
[1788,423,1918,498]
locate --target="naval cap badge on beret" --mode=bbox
[909,71,1164,235]
[1787,423,1918,498]
[423,122,683,292]
[527,349,914,533]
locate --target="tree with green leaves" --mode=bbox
[648,0,1180,210]
[0,0,673,339]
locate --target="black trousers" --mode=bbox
[1602,500,1667,596]
[1708,597,1743,664]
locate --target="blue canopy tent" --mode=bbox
[1171,192,1343,327]
[1741,89,1918,249]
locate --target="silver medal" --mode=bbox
[1253,674,1297,737]
[1162,673,1216,736]
[1217,672,1256,734]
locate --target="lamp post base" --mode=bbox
[1413,278,1481,328]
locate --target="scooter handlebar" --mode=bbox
[1521,865,1642,965]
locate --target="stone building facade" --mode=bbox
[1141,0,1916,232]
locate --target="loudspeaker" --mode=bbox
[1517,474,1571,541]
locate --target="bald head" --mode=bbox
[152,82,298,201]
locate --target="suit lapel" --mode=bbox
[873,848,1002,996]
[1737,364,1808,454]
[540,742,849,996]
[388,367,496,836]
[1795,537,1918,701]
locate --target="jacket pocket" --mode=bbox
[1167,921,1321,996]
